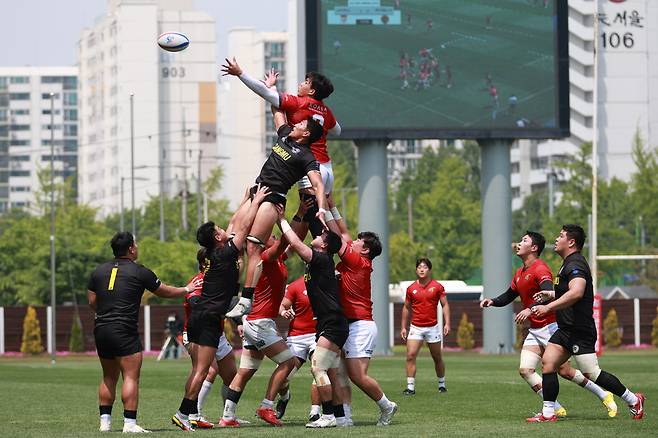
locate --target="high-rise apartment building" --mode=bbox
[0,67,78,213]
[78,0,218,219]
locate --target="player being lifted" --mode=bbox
[480,231,618,418]
[221,58,337,318]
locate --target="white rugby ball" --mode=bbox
[157,32,189,52]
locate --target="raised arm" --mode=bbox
[326,193,351,242]
[277,215,313,263]
[272,105,287,131]
[221,57,280,107]
[307,170,327,229]
[328,121,341,136]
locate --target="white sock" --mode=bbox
[176,410,188,421]
[124,417,137,426]
[261,399,274,409]
[406,377,415,390]
[584,380,608,399]
[100,414,111,423]
[280,390,290,402]
[223,400,237,420]
[197,380,213,413]
[542,401,555,418]
[310,404,321,416]
[621,389,638,405]
[343,403,352,420]
[554,400,562,410]
[438,377,446,388]
[376,394,392,411]
[536,389,562,409]
[189,413,199,420]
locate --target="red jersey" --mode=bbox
[510,259,556,329]
[247,249,288,321]
[405,279,445,327]
[279,93,336,163]
[284,276,316,337]
[336,241,373,321]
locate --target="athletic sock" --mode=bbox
[542,401,555,418]
[310,404,321,416]
[261,399,274,409]
[124,410,137,426]
[594,370,628,398]
[100,414,111,424]
[221,384,230,405]
[536,388,562,409]
[321,401,334,416]
[541,372,559,403]
[376,394,392,411]
[621,389,639,406]
[438,377,446,388]
[223,388,242,419]
[178,398,196,416]
[99,405,113,416]
[241,287,255,300]
[197,380,213,413]
[333,404,345,418]
[280,390,290,402]
[407,377,415,390]
[584,380,608,399]
[343,403,352,420]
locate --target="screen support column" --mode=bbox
[478,139,514,354]
[355,139,391,355]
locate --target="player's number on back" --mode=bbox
[108,267,118,291]
[162,67,186,79]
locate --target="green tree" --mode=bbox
[21,306,44,355]
[68,311,84,352]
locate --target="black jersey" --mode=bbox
[198,240,240,316]
[255,125,320,194]
[87,258,161,330]
[304,250,343,319]
[555,252,595,332]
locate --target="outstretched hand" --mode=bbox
[263,68,279,88]
[221,57,242,76]
[251,183,271,204]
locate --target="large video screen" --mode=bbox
[306,0,569,139]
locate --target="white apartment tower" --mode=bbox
[78,0,218,218]
[218,29,288,208]
[0,67,78,213]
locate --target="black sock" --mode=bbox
[99,405,112,416]
[123,410,137,420]
[595,370,627,397]
[542,372,559,402]
[321,401,334,416]
[178,398,196,415]
[226,388,243,404]
[333,404,345,418]
[242,287,255,300]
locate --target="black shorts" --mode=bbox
[548,327,596,355]
[187,310,223,348]
[250,185,287,208]
[316,313,349,349]
[94,324,142,359]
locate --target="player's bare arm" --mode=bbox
[272,105,287,131]
[279,297,295,320]
[400,301,411,340]
[307,170,327,228]
[276,211,313,262]
[87,290,97,311]
[439,295,451,336]
[221,57,280,107]
[153,277,201,299]
[532,278,586,317]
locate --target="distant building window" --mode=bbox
[63,92,77,106]
[42,109,61,115]
[10,170,30,177]
[42,124,62,130]
[10,76,30,84]
[64,109,77,121]
[41,93,60,99]
[10,93,30,100]
[512,187,520,198]
[10,155,30,161]
[10,124,30,131]
[511,162,520,173]
[64,124,78,137]
[11,109,30,115]
[10,186,31,192]
[10,140,30,146]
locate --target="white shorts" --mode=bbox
[343,320,377,358]
[215,334,233,361]
[297,161,334,194]
[408,323,442,344]
[523,322,559,348]
[242,317,283,351]
[286,332,317,362]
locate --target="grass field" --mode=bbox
[1,349,655,437]
[320,0,558,130]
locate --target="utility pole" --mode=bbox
[130,93,136,237]
[157,136,165,241]
[49,92,56,364]
[120,176,125,231]
[548,154,554,218]
[407,193,414,241]
[181,109,188,232]
[197,149,202,228]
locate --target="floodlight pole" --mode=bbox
[591,1,601,292]
[130,93,136,237]
[355,140,391,355]
[478,139,514,354]
[49,93,56,365]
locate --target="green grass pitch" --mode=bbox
[1,349,655,437]
[320,0,558,131]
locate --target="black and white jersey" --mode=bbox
[255,125,320,194]
[304,249,343,319]
[88,258,161,330]
[197,240,240,316]
[555,252,595,332]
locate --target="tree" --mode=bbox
[21,306,44,355]
[456,313,475,350]
[68,311,84,352]
[603,308,622,348]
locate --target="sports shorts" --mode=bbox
[187,310,223,348]
[94,323,142,359]
[523,322,559,348]
[343,320,377,358]
[287,332,317,362]
[250,185,287,208]
[242,317,284,351]
[408,322,442,343]
[548,327,597,355]
[316,313,349,349]
[297,161,334,194]
[215,334,233,361]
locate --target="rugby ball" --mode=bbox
[157,32,189,52]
